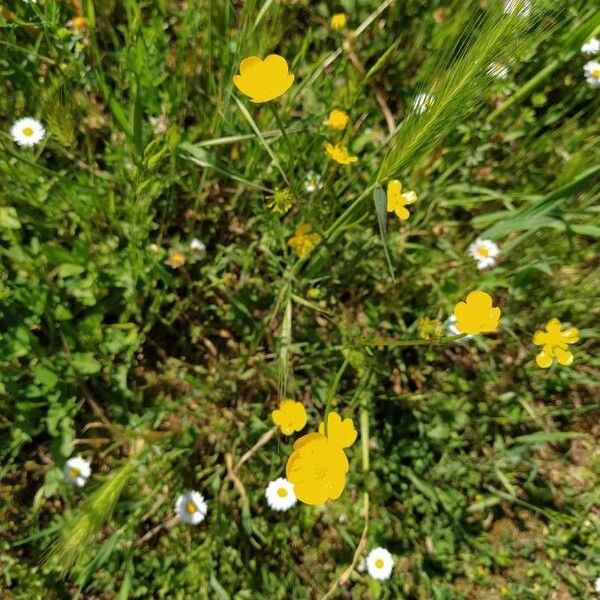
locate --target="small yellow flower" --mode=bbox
[325,143,358,165]
[387,180,417,220]
[288,224,321,258]
[318,412,357,449]
[69,16,88,32]
[533,318,579,368]
[330,13,348,31]
[267,188,293,214]
[326,108,350,130]
[233,54,294,103]
[453,290,501,335]
[166,249,186,269]
[272,399,307,435]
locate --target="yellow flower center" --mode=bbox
[592,68,600,78]
[375,559,384,569]
[186,501,197,514]
[277,487,288,498]
[169,251,185,267]
[23,127,34,137]
[69,467,81,478]
[314,465,328,480]
[477,246,490,257]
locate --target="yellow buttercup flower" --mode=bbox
[326,109,350,130]
[387,180,417,220]
[288,224,321,258]
[318,412,357,448]
[285,411,356,505]
[453,290,501,335]
[286,432,349,505]
[533,318,579,368]
[233,55,294,103]
[330,13,348,31]
[272,399,307,435]
[325,143,358,165]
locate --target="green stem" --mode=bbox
[323,358,349,437]
[269,103,298,197]
[361,333,466,348]
[360,408,369,473]
[269,103,292,155]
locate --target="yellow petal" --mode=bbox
[485,306,501,331]
[554,347,573,366]
[264,54,290,75]
[535,351,553,368]
[239,56,262,74]
[532,330,547,346]
[292,432,323,452]
[403,190,417,205]
[393,206,410,220]
[561,327,579,344]
[467,290,493,309]
[271,409,283,425]
[387,180,403,203]
[318,412,357,449]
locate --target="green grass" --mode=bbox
[1,0,599,598]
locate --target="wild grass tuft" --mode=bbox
[44,458,136,576]
[378,1,558,182]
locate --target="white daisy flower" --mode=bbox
[584,60,600,88]
[175,490,208,525]
[594,576,600,593]
[265,478,297,511]
[189,237,206,255]
[444,315,474,343]
[356,558,366,573]
[64,456,91,488]
[412,92,435,114]
[488,62,509,79]
[582,38,600,56]
[503,0,531,17]
[10,117,45,147]
[366,547,394,581]
[304,171,323,193]
[468,238,500,270]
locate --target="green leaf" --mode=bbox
[58,264,85,278]
[373,186,395,281]
[481,165,600,240]
[511,431,586,446]
[571,224,600,238]
[0,206,21,229]
[71,353,102,375]
[33,363,59,389]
